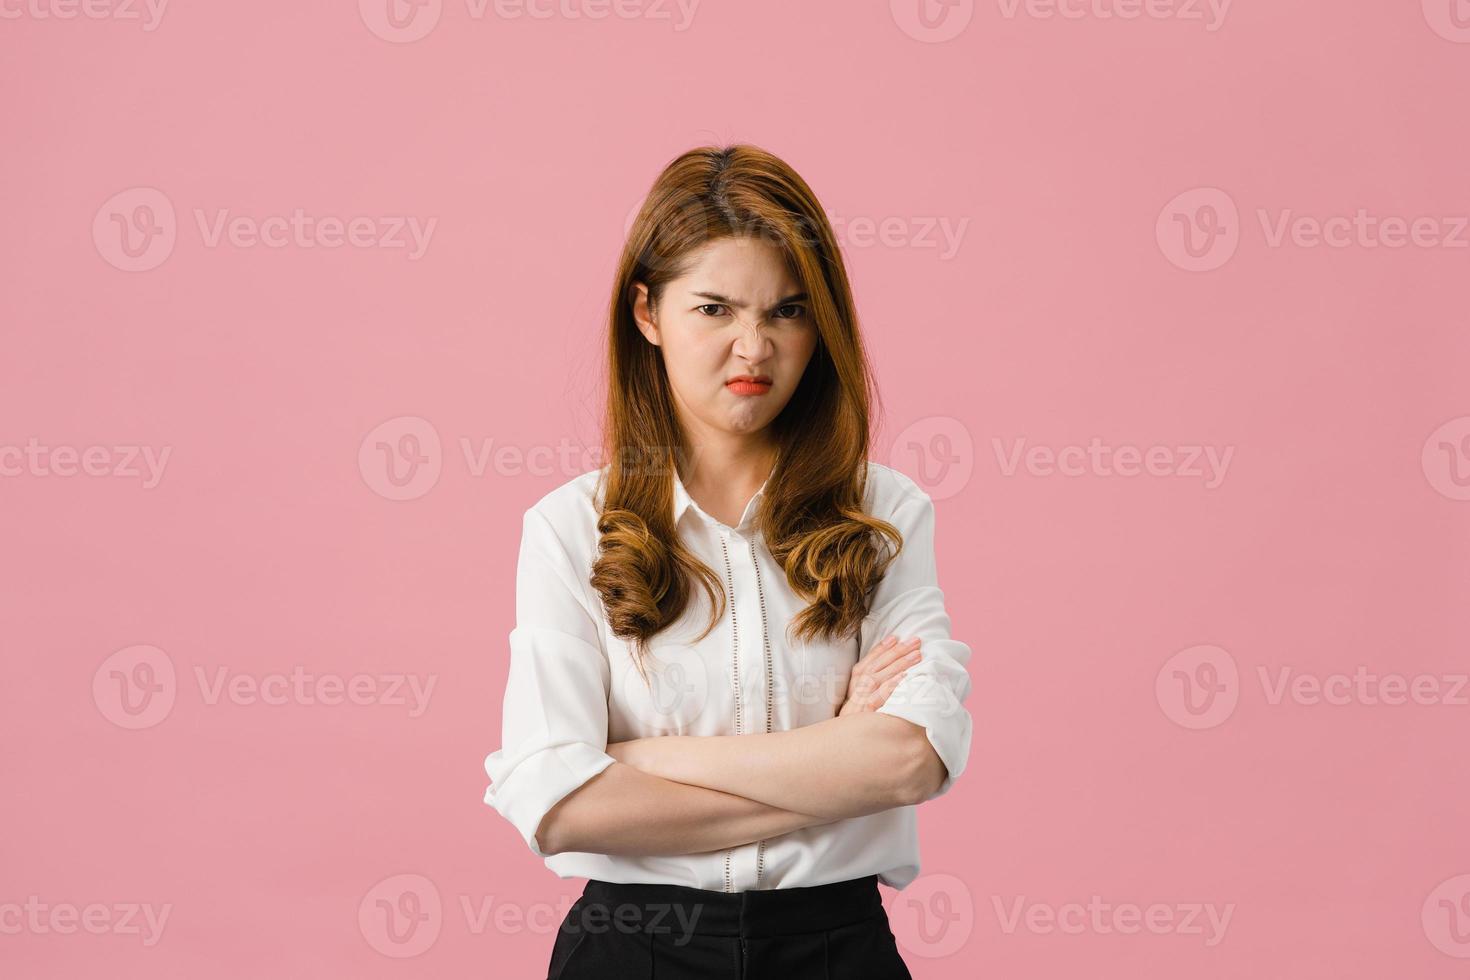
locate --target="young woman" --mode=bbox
[484,144,974,979]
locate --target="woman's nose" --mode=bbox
[732,316,773,355]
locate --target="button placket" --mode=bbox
[717,526,772,891]
[718,530,747,736]
[747,534,774,888]
[717,530,742,893]
[722,530,761,737]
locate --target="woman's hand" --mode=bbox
[838,636,922,717]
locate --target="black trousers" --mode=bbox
[546,873,913,979]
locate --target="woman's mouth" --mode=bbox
[726,379,772,396]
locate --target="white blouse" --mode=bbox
[482,459,973,892]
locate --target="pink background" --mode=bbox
[4,1,1469,977]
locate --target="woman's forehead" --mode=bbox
[669,239,801,299]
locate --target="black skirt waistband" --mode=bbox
[576,874,884,939]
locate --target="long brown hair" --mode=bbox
[590,144,904,682]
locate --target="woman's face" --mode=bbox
[631,235,819,448]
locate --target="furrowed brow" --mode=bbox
[692,291,809,310]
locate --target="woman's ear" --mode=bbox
[629,281,660,346]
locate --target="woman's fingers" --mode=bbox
[867,670,909,709]
[859,635,899,664]
[841,674,905,714]
[841,637,923,714]
[872,643,922,683]
[861,638,920,684]
[863,636,919,673]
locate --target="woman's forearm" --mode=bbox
[611,712,931,819]
[538,761,839,858]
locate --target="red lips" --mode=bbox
[726,376,773,395]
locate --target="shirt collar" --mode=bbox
[672,450,779,530]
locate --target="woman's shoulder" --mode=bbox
[519,466,610,574]
[863,459,932,516]
[524,464,608,530]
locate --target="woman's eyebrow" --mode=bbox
[692,291,809,309]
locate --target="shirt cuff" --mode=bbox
[484,741,616,858]
[875,658,973,801]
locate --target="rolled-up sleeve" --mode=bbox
[483,507,616,858]
[865,488,974,802]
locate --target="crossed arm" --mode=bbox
[491,494,971,861]
[609,711,944,817]
[538,712,947,857]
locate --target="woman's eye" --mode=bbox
[696,303,805,320]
